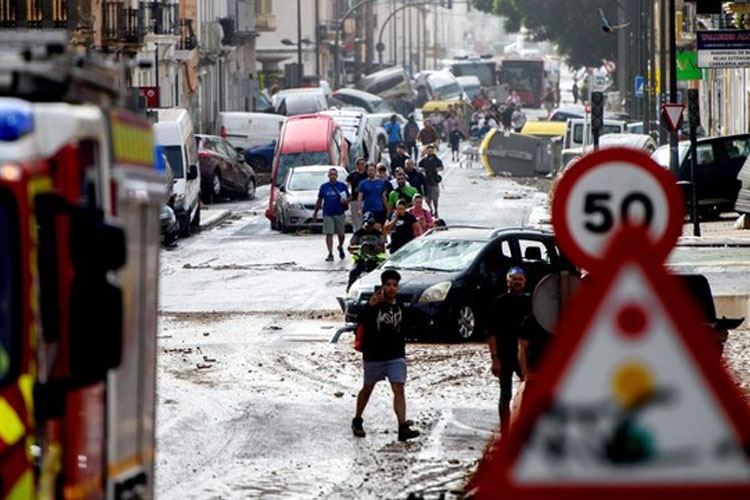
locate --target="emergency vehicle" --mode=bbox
[0,39,162,499]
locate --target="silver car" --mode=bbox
[275,165,351,232]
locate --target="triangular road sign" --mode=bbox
[662,104,685,132]
[468,229,750,499]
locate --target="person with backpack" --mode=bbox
[384,114,403,161]
[403,114,420,159]
[352,269,420,442]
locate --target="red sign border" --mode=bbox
[662,103,686,133]
[468,228,750,499]
[551,147,684,271]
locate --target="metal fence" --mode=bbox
[141,1,178,36]
[0,0,71,28]
[102,1,143,45]
[178,18,196,50]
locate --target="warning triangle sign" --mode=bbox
[468,229,750,499]
[662,104,685,133]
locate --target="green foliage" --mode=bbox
[472,0,620,69]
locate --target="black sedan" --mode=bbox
[344,226,576,341]
[196,134,257,203]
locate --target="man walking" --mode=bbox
[390,143,410,171]
[418,144,444,218]
[384,114,403,161]
[357,163,388,227]
[404,159,425,195]
[352,269,420,441]
[384,200,418,254]
[403,114,420,159]
[387,170,419,211]
[347,158,367,231]
[417,119,440,151]
[312,168,350,262]
[487,267,531,434]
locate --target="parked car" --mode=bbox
[414,70,466,107]
[156,149,180,246]
[266,114,349,229]
[651,133,750,217]
[345,226,577,341]
[320,108,382,170]
[217,111,285,152]
[548,105,627,123]
[328,88,395,114]
[195,134,257,203]
[627,119,706,141]
[562,118,627,150]
[272,88,328,116]
[243,142,275,175]
[456,75,482,101]
[275,165,350,232]
[153,107,201,237]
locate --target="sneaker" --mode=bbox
[338,246,345,260]
[325,253,334,262]
[398,423,420,442]
[352,417,366,438]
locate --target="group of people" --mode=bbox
[312,147,444,281]
[385,112,465,163]
[470,90,528,141]
[350,265,551,441]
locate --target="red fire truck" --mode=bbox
[0,42,163,499]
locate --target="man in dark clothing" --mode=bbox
[352,269,420,441]
[418,144,444,218]
[404,159,425,195]
[417,119,440,149]
[390,143,409,171]
[487,267,532,434]
[403,115,420,159]
[519,314,552,381]
[384,200,418,253]
[347,158,367,231]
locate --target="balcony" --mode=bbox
[1,0,74,29]
[141,1,179,36]
[102,1,143,46]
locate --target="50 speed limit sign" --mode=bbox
[551,148,683,269]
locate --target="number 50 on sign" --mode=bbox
[552,148,684,270]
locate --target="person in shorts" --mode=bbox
[312,168,350,262]
[418,144,444,218]
[352,269,420,442]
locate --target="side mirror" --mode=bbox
[187,164,198,180]
[279,186,286,193]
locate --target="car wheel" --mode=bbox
[249,156,268,173]
[244,178,256,200]
[278,209,289,233]
[455,304,478,341]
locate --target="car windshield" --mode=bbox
[429,74,463,100]
[384,237,486,272]
[0,197,16,386]
[289,171,329,191]
[652,144,689,168]
[369,99,394,113]
[277,152,331,187]
[162,145,184,178]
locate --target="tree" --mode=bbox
[472,0,619,69]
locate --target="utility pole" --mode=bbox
[408,5,413,74]
[659,0,668,145]
[297,0,303,85]
[401,5,406,70]
[315,0,320,77]
[365,2,374,73]
[643,0,652,137]
[668,0,678,175]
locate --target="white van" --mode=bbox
[563,118,627,150]
[153,108,201,236]
[217,112,285,151]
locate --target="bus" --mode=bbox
[499,57,560,108]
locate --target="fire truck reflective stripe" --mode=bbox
[0,398,24,445]
[63,474,102,500]
[17,375,33,421]
[5,470,32,500]
[110,118,154,167]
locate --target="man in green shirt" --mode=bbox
[387,170,419,211]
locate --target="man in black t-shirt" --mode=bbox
[346,212,386,291]
[352,270,420,442]
[519,314,552,380]
[390,143,410,171]
[383,200,417,254]
[347,158,367,231]
[487,267,531,434]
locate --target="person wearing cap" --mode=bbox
[346,212,386,291]
[352,269,420,442]
[487,266,531,434]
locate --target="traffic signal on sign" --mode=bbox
[687,89,700,127]
[591,91,604,131]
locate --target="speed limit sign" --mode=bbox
[551,147,683,269]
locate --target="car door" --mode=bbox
[222,138,252,188]
[216,139,242,191]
